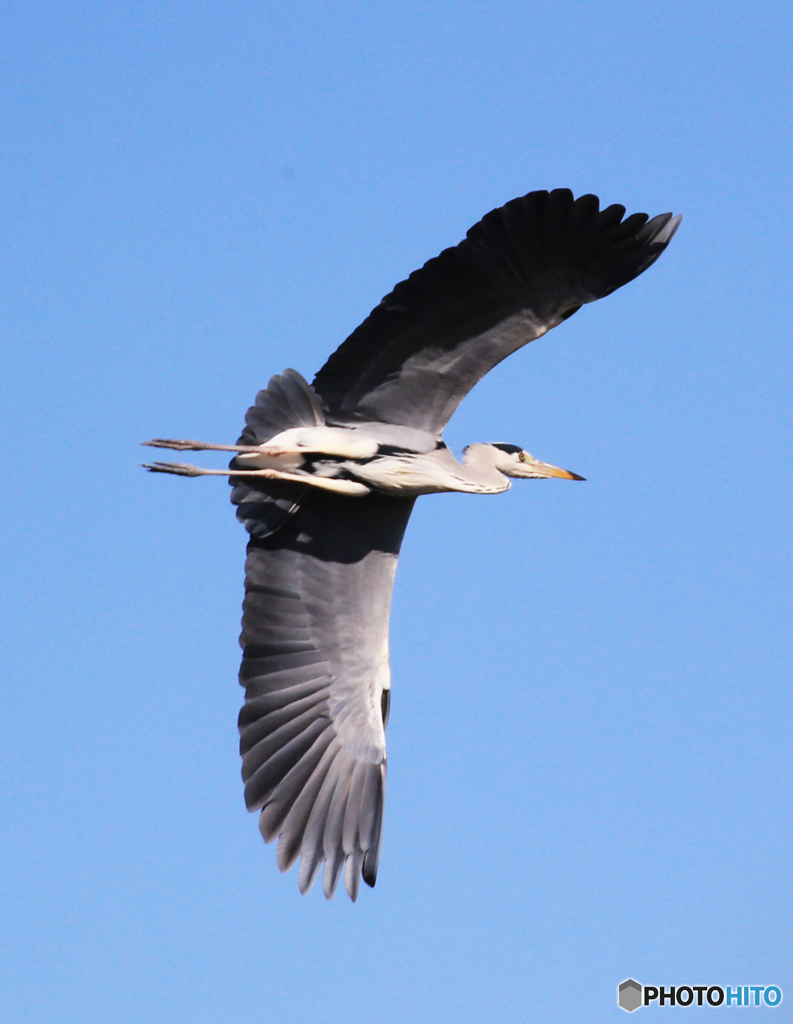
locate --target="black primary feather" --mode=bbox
[311,189,680,433]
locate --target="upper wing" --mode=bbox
[312,188,681,433]
[234,483,415,900]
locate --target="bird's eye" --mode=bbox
[519,451,527,462]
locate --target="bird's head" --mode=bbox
[463,442,585,480]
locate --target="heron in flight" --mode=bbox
[144,188,680,900]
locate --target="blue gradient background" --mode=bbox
[1,2,791,1021]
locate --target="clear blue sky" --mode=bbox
[2,2,791,1022]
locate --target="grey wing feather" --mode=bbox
[236,485,415,899]
[312,188,681,433]
[241,368,325,442]
[230,369,325,539]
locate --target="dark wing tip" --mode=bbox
[362,844,380,888]
[639,211,683,246]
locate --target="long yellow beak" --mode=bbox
[538,463,586,481]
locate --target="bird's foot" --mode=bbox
[143,439,211,451]
[141,461,217,476]
[142,438,263,453]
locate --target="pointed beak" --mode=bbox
[538,462,586,481]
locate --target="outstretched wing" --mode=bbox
[235,485,415,900]
[312,188,681,433]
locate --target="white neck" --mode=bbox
[457,445,512,493]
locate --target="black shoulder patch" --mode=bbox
[375,444,417,456]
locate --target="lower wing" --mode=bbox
[236,485,415,900]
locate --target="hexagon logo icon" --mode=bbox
[618,979,643,1012]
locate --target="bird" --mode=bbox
[143,188,680,901]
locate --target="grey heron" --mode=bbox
[144,188,680,900]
